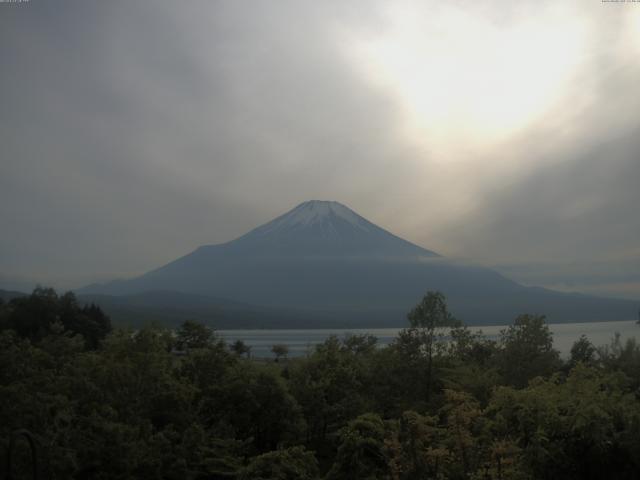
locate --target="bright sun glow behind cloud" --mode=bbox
[349,3,589,152]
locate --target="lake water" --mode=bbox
[219,320,639,358]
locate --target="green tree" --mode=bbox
[443,326,501,405]
[407,291,458,401]
[440,390,484,478]
[342,333,378,355]
[376,330,431,414]
[569,334,596,366]
[487,364,640,478]
[175,319,216,351]
[386,410,449,480]
[3,286,60,341]
[597,333,640,390]
[288,336,375,447]
[1,288,111,349]
[498,314,560,388]
[59,293,111,349]
[326,413,390,480]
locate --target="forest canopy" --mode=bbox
[1,288,639,479]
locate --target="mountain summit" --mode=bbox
[255,200,371,233]
[220,200,438,258]
[80,201,636,326]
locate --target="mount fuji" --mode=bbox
[79,200,636,326]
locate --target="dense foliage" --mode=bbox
[1,289,639,479]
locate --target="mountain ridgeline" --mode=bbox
[79,200,636,327]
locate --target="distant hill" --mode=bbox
[0,289,27,302]
[76,290,356,329]
[78,200,638,326]
[2,287,349,329]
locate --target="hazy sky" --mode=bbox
[1,1,639,299]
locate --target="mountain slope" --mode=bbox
[79,200,637,326]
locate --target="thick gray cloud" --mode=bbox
[439,127,640,299]
[0,0,638,299]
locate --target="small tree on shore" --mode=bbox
[231,339,251,358]
[272,344,289,362]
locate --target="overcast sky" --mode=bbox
[1,1,639,299]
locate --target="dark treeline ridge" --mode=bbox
[1,288,640,479]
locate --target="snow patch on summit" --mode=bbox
[286,201,370,229]
[253,200,372,237]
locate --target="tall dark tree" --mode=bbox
[407,291,458,401]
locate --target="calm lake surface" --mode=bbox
[219,320,639,358]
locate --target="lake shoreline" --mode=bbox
[218,320,639,359]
